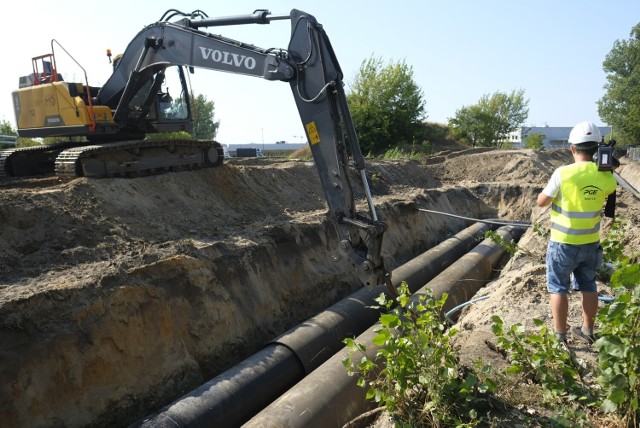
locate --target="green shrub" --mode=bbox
[145,131,192,140]
[595,262,640,426]
[343,283,494,426]
[381,147,422,160]
[491,316,595,425]
[600,219,628,269]
[16,138,41,147]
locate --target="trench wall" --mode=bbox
[0,172,489,427]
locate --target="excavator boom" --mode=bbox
[7,8,391,288]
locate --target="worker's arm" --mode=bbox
[536,192,554,207]
[537,168,561,207]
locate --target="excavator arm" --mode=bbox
[11,8,392,289]
[285,10,390,288]
[130,8,389,287]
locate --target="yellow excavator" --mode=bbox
[5,8,393,290]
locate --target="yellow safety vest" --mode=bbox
[550,162,617,245]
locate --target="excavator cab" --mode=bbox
[151,66,191,128]
[119,65,192,135]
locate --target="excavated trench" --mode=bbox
[133,222,525,427]
[4,150,633,428]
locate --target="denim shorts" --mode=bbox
[546,241,602,295]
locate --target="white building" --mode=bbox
[507,126,612,149]
[224,142,307,157]
[228,142,307,152]
[0,135,17,146]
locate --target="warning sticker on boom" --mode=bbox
[305,121,320,145]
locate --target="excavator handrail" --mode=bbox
[50,39,97,133]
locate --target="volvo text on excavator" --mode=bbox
[5,8,393,290]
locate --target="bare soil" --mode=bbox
[0,149,638,427]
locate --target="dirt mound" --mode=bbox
[0,151,638,427]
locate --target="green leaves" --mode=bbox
[597,23,640,145]
[448,89,529,148]
[379,313,400,328]
[601,219,629,271]
[373,328,392,346]
[492,243,640,427]
[0,120,16,136]
[491,316,595,424]
[611,262,640,289]
[347,56,427,155]
[590,220,640,425]
[191,93,219,140]
[524,132,545,149]
[342,282,492,426]
[595,275,640,424]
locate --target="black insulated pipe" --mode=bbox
[272,222,491,374]
[131,222,490,427]
[243,225,525,428]
[429,225,525,321]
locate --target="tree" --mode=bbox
[449,89,529,147]
[347,56,427,155]
[0,120,16,136]
[0,120,17,148]
[191,94,219,140]
[0,120,40,147]
[524,133,545,149]
[597,23,640,146]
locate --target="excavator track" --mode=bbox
[54,139,224,178]
[1,140,223,179]
[0,141,83,177]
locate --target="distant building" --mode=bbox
[229,142,307,151]
[225,142,307,157]
[506,126,612,149]
[0,135,17,146]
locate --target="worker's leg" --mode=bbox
[546,241,573,335]
[573,243,602,333]
[581,291,598,331]
[550,293,569,333]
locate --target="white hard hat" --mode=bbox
[568,121,601,145]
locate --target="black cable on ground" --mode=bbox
[417,208,532,228]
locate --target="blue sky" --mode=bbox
[2,1,639,145]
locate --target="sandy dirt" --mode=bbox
[0,149,638,427]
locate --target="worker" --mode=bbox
[536,121,617,344]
